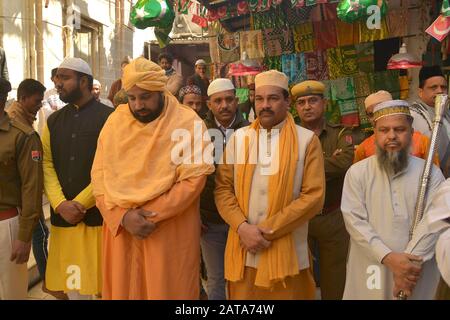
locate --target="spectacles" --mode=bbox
[296,96,321,107]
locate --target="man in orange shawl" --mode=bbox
[214,70,325,299]
[354,90,439,166]
[91,57,215,299]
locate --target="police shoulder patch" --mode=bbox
[31,150,42,162]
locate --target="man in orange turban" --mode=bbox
[91,57,215,299]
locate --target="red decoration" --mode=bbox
[426,15,450,42]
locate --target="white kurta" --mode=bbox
[341,155,445,299]
[428,178,450,286]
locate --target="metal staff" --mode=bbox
[397,94,449,300]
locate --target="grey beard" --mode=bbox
[376,143,410,174]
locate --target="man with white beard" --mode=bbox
[341,99,445,299]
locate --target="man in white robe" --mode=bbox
[341,99,445,300]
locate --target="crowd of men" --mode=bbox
[0,53,449,300]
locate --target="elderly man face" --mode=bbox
[375,114,413,173]
[419,76,448,108]
[183,93,202,114]
[255,85,290,129]
[127,85,164,123]
[208,89,238,126]
[295,94,326,124]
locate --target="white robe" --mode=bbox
[341,155,445,299]
[428,178,450,286]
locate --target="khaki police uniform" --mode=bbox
[292,80,354,300]
[0,113,42,299]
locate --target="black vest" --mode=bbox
[47,98,113,227]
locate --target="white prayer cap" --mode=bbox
[59,57,93,76]
[373,100,411,122]
[255,70,289,91]
[208,78,235,97]
[93,79,101,86]
[195,59,206,66]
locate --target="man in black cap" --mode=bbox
[410,65,450,177]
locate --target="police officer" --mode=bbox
[292,80,353,300]
[0,78,42,299]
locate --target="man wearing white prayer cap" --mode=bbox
[42,57,113,299]
[200,78,249,300]
[341,99,445,300]
[187,58,210,117]
[92,79,114,108]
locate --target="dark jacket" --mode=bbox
[47,98,113,227]
[200,110,249,224]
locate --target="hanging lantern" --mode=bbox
[387,43,422,70]
[337,0,387,23]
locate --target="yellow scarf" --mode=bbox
[91,94,215,209]
[225,113,300,288]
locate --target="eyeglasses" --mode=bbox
[295,96,321,107]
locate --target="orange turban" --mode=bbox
[122,57,168,92]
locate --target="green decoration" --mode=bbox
[337,0,387,23]
[442,0,450,17]
[130,0,175,30]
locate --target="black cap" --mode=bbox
[0,78,11,95]
[419,66,445,87]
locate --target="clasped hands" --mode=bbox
[383,252,423,299]
[122,208,158,240]
[237,222,273,254]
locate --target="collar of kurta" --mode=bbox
[72,97,97,111]
[0,112,10,131]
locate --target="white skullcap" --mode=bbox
[255,70,289,91]
[59,57,93,76]
[373,100,411,122]
[93,79,101,86]
[195,59,206,66]
[208,78,235,97]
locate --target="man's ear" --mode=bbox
[418,87,423,100]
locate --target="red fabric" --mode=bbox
[314,20,338,50]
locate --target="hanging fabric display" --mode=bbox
[313,20,338,50]
[356,43,374,74]
[359,18,388,42]
[292,23,315,52]
[240,30,265,59]
[305,50,329,80]
[353,74,372,129]
[327,45,358,79]
[336,20,360,46]
[387,7,409,38]
[264,56,282,71]
[209,36,221,63]
[323,80,341,124]
[282,53,307,84]
[330,77,359,126]
[286,6,313,25]
[263,28,283,57]
[217,32,240,63]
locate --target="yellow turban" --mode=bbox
[122,56,168,92]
